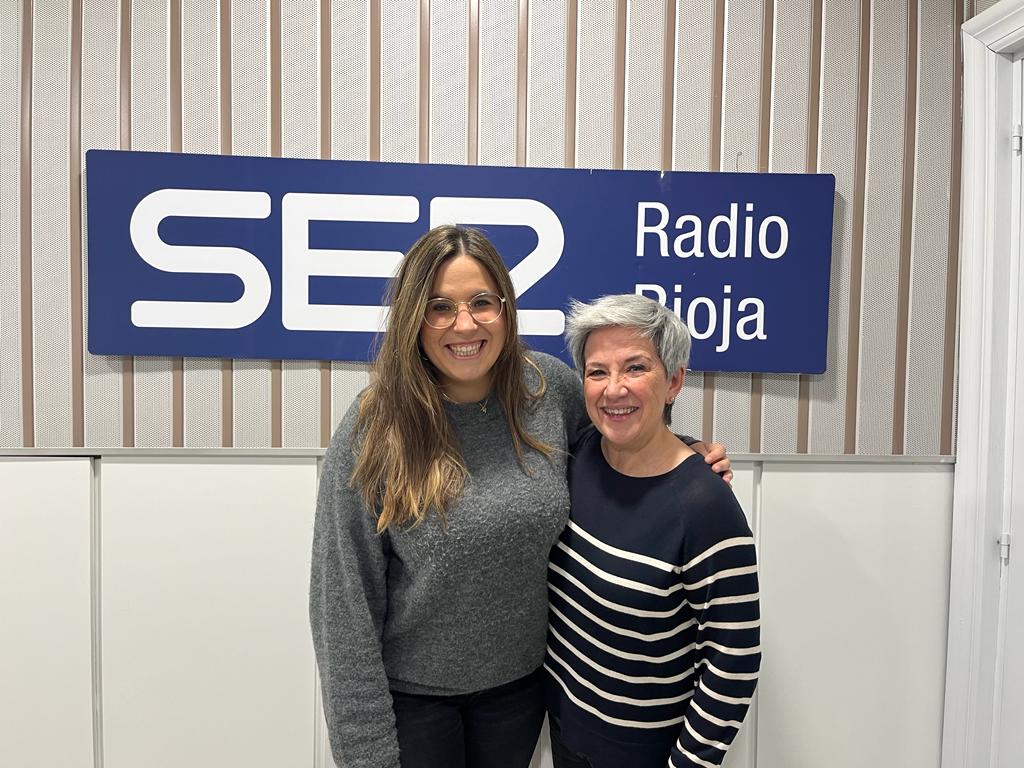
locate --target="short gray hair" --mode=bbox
[565,293,691,376]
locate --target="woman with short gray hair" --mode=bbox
[544,293,760,768]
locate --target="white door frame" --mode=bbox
[944,2,1024,767]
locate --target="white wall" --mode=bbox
[0,456,952,768]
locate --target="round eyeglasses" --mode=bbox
[423,292,506,329]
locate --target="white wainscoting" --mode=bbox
[756,464,953,768]
[0,458,94,768]
[98,457,318,768]
[0,455,953,768]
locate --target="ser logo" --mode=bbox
[129,190,567,335]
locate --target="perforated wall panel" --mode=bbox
[712,0,765,448]
[31,0,73,447]
[282,361,320,447]
[331,0,370,161]
[134,359,174,447]
[672,0,714,172]
[234,360,273,448]
[624,0,665,172]
[575,0,617,169]
[183,358,222,447]
[905,0,954,456]
[0,1,23,447]
[808,0,859,454]
[131,0,173,448]
[282,0,319,159]
[330,361,371,437]
[82,0,125,449]
[761,0,812,453]
[231,0,272,448]
[182,0,224,447]
[525,0,567,168]
[856,0,908,454]
[430,0,468,164]
[478,0,518,166]
[380,0,419,162]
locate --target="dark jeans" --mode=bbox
[391,668,546,768]
[548,717,594,768]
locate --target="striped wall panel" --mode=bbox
[2,0,967,456]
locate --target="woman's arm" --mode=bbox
[310,414,401,768]
[670,490,760,767]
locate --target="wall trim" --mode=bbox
[944,2,1024,767]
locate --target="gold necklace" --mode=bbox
[440,390,490,414]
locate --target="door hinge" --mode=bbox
[1014,124,1023,155]
[999,532,1012,565]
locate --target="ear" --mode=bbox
[666,367,685,403]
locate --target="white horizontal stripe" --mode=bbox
[544,663,688,729]
[682,536,755,571]
[696,640,762,657]
[550,604,695,663]
[557,542,686,596]
[548,629,695,685]
[547,647,695,707]
[700,618,760,631]
[698,678,752,706]
[683,564,759,592]
[549,563,687,618]
[692,591,760,610]
[691,700,744,729]
[670,746,719,768]
[698,659,760,681]
[684,717,731,752]
[567,520,679,572]
[550,585,695,641]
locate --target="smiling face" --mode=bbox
[418,254,507,402]
[582,326,684,453]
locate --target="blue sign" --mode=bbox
[85,150,834,373]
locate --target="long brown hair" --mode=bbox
[350,225,551,532]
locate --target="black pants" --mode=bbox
[548,717,594,768]
[392,668,546,768]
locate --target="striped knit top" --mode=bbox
[544,425,761,768]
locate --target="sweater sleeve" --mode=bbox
[669,483,761,768]
[309,405,401,768]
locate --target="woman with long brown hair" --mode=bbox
[309,225,729,768]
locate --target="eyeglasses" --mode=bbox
[423,292,507,329]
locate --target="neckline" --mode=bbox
[595,433,701,481]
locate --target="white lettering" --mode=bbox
[636,202,669,257]
[129,189,272,329]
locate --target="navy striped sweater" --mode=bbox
[545,425,761,768]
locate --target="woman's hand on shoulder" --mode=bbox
[689,441,733,485]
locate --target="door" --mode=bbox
[995,53,1024,768]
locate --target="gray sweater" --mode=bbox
[309,352,588,768]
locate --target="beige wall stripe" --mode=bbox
[219,0,232,447]
[844,0,871,454]
[320,0,332,447]
[660,0,676,172]
[891,0,918,455]
[20,0,34,447]
[564,0,577,167]
[170,0,184,447]
[320,0,331,160]
[516,0,528,166]
[703,0,726,440]
[941,0,964,455]
[70,0,84,447]
[611,0,625,170]
[468,0,479,165]
[798,0,824,454]
[749,0,774,453]
[270,0,282,448]
[419,0,429,162]
[370,0,380,161]
[119,0,134,447]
